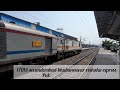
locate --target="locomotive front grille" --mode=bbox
[0,30,6,59]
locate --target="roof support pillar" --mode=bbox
[118,37,120,63]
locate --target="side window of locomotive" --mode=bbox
[72,41,74,46]
[60,40,62,44]
[66,40,68,44]
[57,38,58,43]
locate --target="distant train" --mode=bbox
[0,21,82,72]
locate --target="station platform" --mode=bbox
[82,48,89,50]
[94,48,120,65]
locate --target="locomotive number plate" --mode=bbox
[32,41,42,47]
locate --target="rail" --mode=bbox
[52,48,99,79]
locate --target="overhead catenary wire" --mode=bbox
[74,11,96,44]
[37,12,50,20]
[36,12,66,33]
[5,11,60,33]
[22,11,57,29]
[78,11,91,25]
[83,11,93,24]
[36,12,61,30]
[74,11,86,25]
[7,11,34,22]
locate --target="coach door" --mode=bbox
[45,38,52,54]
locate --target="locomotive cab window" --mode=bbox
[72,41,74,46]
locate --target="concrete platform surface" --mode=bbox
[94,48,120,65]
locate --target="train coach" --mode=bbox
[0,21,82,72]
[0,21,58,69]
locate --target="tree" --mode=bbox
[102,39,113,50]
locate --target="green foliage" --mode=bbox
[111,43,119,49]
[102,39,119,50]
[102,39,113,50]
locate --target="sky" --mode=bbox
[0,11,107,45]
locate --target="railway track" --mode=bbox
[51,48,98,65]
[52,48,99,79]
[0,48,99,79]
[13,48,99,79]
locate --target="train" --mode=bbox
[0,21,82,72]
